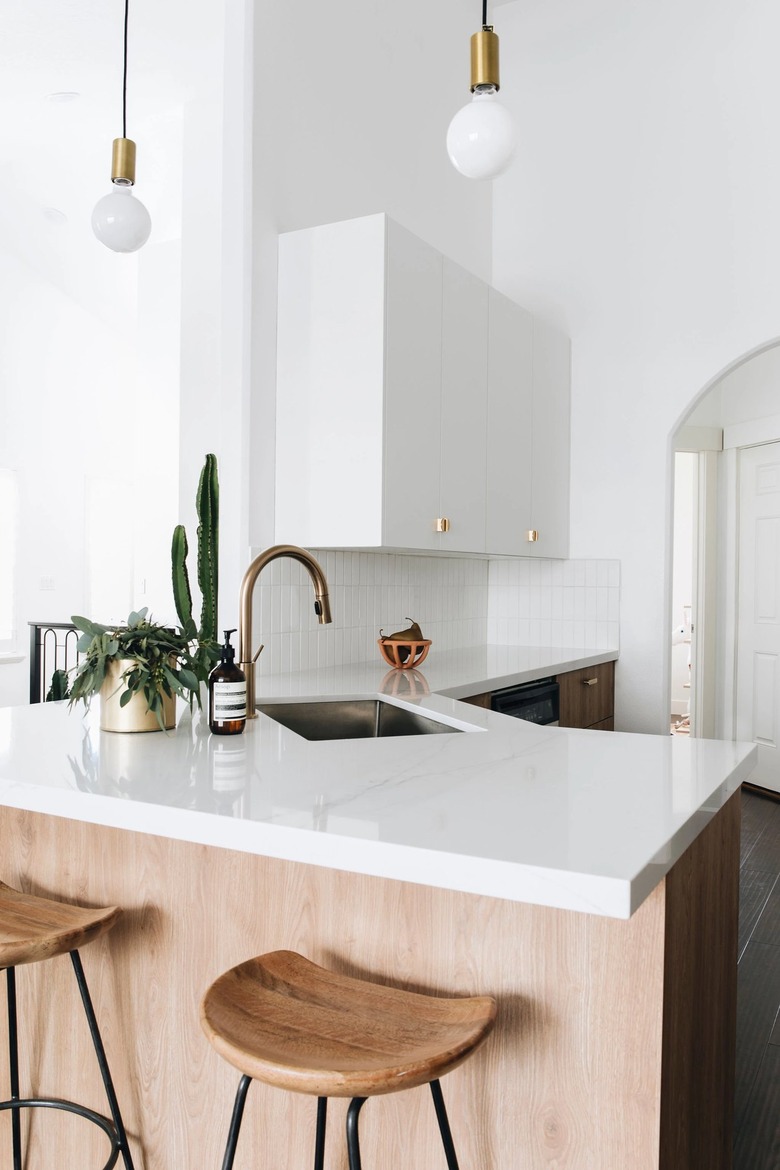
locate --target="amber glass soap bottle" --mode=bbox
[208,629,247,735]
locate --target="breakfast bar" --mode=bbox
[0,655,757,1170]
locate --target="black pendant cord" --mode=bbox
[122,0,129,138]
[482,0,488,28]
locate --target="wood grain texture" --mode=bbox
[0,879,120,968]
[201,950,496,1096]
[734,940,780,1130]
[0,795,739,1170]
[737,867,778,959]
[588,716,615,731]
[660,790,741,1170]
[733,1041,780,1170]
[557,661,615,728]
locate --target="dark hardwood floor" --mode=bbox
[734,788,780,1169]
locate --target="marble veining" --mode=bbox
[0,644,755,920]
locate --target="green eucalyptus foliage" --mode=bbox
[171,453,220,685]
[67,608,202,730]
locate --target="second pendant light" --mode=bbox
[92,0,152,253]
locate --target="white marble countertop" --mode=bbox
[0,644,756,919]
[256,643,619,700]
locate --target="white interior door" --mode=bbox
[736,441,780,793]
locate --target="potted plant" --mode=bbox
[65,454,221,733]
[67,608,202,732]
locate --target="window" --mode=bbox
[0,470,18,650]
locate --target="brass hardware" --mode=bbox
[435,517,451,533]
[526,529,539,543]
[470,27,500,91]
[100,660,175,732]
[111,137,137,186]
[583,678,598,687]
[238,545,332,718]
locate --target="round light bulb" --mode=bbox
[446,88,515,180]
[92,185,151,253]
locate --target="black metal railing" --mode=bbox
[28,622,80,704]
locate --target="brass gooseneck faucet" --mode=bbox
[238,544,332,717]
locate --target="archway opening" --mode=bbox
[669,340,780,794]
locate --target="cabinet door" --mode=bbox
[485,289,533,556]
[558,661,614,728]
[530,319,571,559]
[439,259,488,553]
[383,220,443,551]
[276,215,386,547]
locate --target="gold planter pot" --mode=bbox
[100,659,176,733]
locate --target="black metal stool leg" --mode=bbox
[346,1096,367,1170]
[221,1075,252,1170]
[430,1079,461,1170]
[70,950,136,1170]
[314,1096,327,1170]
[6,968,22,1170]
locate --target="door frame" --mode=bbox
[721,423,780,747]
[671,429,722,737]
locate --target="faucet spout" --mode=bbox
[238,544,332,717]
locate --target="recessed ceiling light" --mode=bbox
[46,91,81,103]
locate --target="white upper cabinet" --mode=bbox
[382,218,443,551]
[485,288,533,556]
[275,213,570,557]
[529,319,571,560]
[438,259,488,553]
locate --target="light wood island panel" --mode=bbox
[0,792,740,1170]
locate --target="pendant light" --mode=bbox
[447,0,516,181]
[92,0,152,253]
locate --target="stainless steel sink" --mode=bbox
[256,698,464,741]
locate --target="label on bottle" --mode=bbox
[212,681,247,722]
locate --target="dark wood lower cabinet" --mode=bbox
[460,659,616,731]
[557,661,615,730]
[588,716,615,731]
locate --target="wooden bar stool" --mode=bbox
[200,950,497,1170]
[0,880,135,1170]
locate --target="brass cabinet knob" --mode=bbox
[582,678,598,687]
[526,529,539,542]
[435,517,451,533]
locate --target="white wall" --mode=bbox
[0,0,242,707]
[671,454,695,715]
[492,0,780,731]
[718,345,780,426]
[249,0,494,551]
[674,343,780,740]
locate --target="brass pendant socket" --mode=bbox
[111,137,136,186]
[470,28,500,92]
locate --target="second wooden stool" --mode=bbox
[200,949,496,1170]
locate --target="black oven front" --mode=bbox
[490,677,559,726]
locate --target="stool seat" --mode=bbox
[0,880,120,969]
[200,949,497,1098]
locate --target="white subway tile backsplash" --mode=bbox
[249,549,620,674]
[485,557,620,652]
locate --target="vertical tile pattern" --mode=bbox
[249,551,621,674]
[486,558,621,650]
[251,551,489,674]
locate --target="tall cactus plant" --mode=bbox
[172,453,220,684]
[196,453,219,644]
